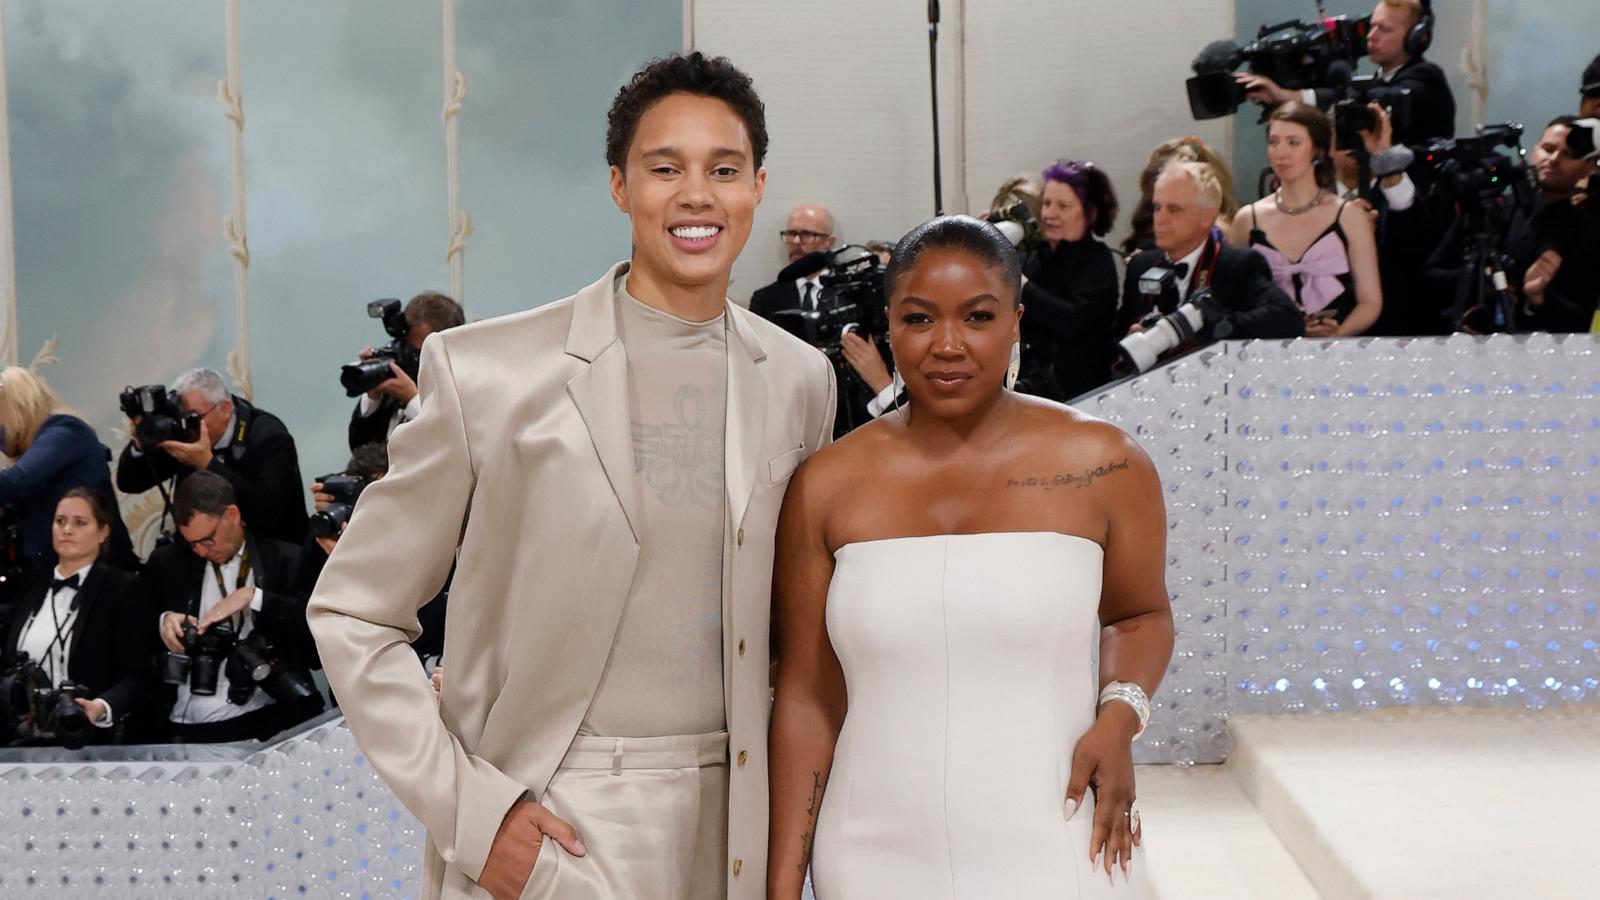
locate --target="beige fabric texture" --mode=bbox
[307,262,836,900]
[580,285,729,738]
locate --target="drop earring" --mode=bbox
[1005,342,1021,391]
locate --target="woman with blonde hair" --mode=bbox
[1122,136,1239,257]
[0,366,137,573]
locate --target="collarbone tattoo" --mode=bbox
[1006,457,1130,491]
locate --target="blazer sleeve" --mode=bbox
[1019,253,1120,345]
[1115,256,1151,338]
[115,440,181,495]
[1219,250,1305,340]
[97,572,158,725]
[0,421,81,505]
[348,398,394,452]
[306,333,527,883]
[209,414,308,542]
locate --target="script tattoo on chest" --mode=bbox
[1006,458,1130,491]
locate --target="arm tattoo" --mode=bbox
[798,769,824,874]
[1006,457,1130,491]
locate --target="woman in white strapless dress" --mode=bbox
[768,216,1174,899]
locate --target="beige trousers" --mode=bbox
[519,731,730,900]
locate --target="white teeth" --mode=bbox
[671,225,720,240]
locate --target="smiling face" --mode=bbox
[1532,123,1590,195]
[1040,179,1088,244]
[609,92,765,301]
[52,496,109,565]
[888,247,1020,420]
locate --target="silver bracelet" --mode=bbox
[1097,680,1150,741]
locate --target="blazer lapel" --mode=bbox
[64,565,103,663]
[725,306,769,535]
[565,263,643,544]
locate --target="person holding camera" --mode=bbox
[143,470,323,743]
[1014,160,1122,402]
[116,367,308,545]
[300,442,448,668]
[1,488,153,746]
[1424,116,1600,333]
[1227,102,1384,337]
[750,204,837,321]
[1118,161,1303,347]
[1239,0,1455,148]
[0,366,137,575]
[347,291,465,451]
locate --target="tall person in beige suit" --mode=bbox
[307,53,835,900]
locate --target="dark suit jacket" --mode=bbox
[1119,242,1305,341]
[116,396,309,544]
[139,531,324,723]
[748,278,801,322]
[1367,188,1452,336]
[348,397,400,452]
[0,415,138,573]
[1314,56,1457,148]
[1019,237,1122,401]
[2,562,155,743]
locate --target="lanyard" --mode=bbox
[205,547,253,631]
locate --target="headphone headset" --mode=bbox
[1404,0,1435,59]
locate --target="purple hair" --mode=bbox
[1040,159,1119,237]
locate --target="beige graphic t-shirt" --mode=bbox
[579,280,729,737]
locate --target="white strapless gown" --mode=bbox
[811,532,1153,899]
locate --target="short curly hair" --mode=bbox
[605,52,768,171]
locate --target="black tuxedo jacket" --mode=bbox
[1314,57,1457,148]
[348,397,401,452]
[1,562,155,742]
[1118,242,1305,341]
[139,531,323,721]
[749,278,802,322]
[116,396,309,544]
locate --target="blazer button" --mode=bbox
[737,749,748,767]
[733,858,743,877]
[737,528,744,547]
[738,638,746,656]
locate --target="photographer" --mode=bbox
[1424,117,1600,333]
[1239,0,1455,148]
[1582,54,1600,119]
[143,470,323,743]
[750,204,837,320]
[1118,161,1303,346]
[0,366,137,574]
[347,291,464,451]
[115,367,308,544]
[1016,160,1122,401]
[1,488,153,747]
[300,443,447,668]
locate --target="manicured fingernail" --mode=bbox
[1122,859,1131,879]
[1063,798,1078,821]
[573,839,588,856]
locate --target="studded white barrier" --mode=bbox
[1,335,1596,893]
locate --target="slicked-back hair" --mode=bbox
[605,52,768,171]
[884,215,1022,306]
[173,470,237,527]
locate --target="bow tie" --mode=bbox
[51,573,81,594]
[1167,262,1191,281]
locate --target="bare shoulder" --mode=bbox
[791,413,899,498]
[1010,395,1158,484]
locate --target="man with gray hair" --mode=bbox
[117,367,308,544]
[1115,160,1302,343]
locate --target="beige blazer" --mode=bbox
[307,262,835,899]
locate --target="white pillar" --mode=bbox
[442,0,471,303]
[0,0,20,368]
[219,0,253,399]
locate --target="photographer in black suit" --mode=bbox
[347,291,464,451]
[1,488,153,746]
[116,367,308,544]
[749,204,837,321]
[1239,0,1455,148]
[1117,161,1304,346]
[143,471,323,743]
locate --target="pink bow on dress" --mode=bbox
[1255,235,1350,315]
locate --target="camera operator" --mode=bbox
[143,470,323,743]
[0,366,137,575]
[347,291,464,451]
[1333,102,1451,335]
[1015,160,1122,401]
[116,367,307,544]
[1424,117,1600,333]
[1118,161,1303,347]
[1,488,153,747]
[750,204,837,320]
[1239,0,1455,148]
[301,443,447,668]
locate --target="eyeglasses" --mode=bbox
[183,519,223,550]
[779,229,832,243]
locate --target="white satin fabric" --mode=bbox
[812,532,1152,899]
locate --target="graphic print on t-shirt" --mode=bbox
[631,383,725,511]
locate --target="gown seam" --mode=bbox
[940,535,957,899]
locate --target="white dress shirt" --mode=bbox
[794,275,824,311]
[1171,241,1208,304]
[167,545,272,724]
[15,563,114,727]
[356,393,421,438]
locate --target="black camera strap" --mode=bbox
[16,580,84,686]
